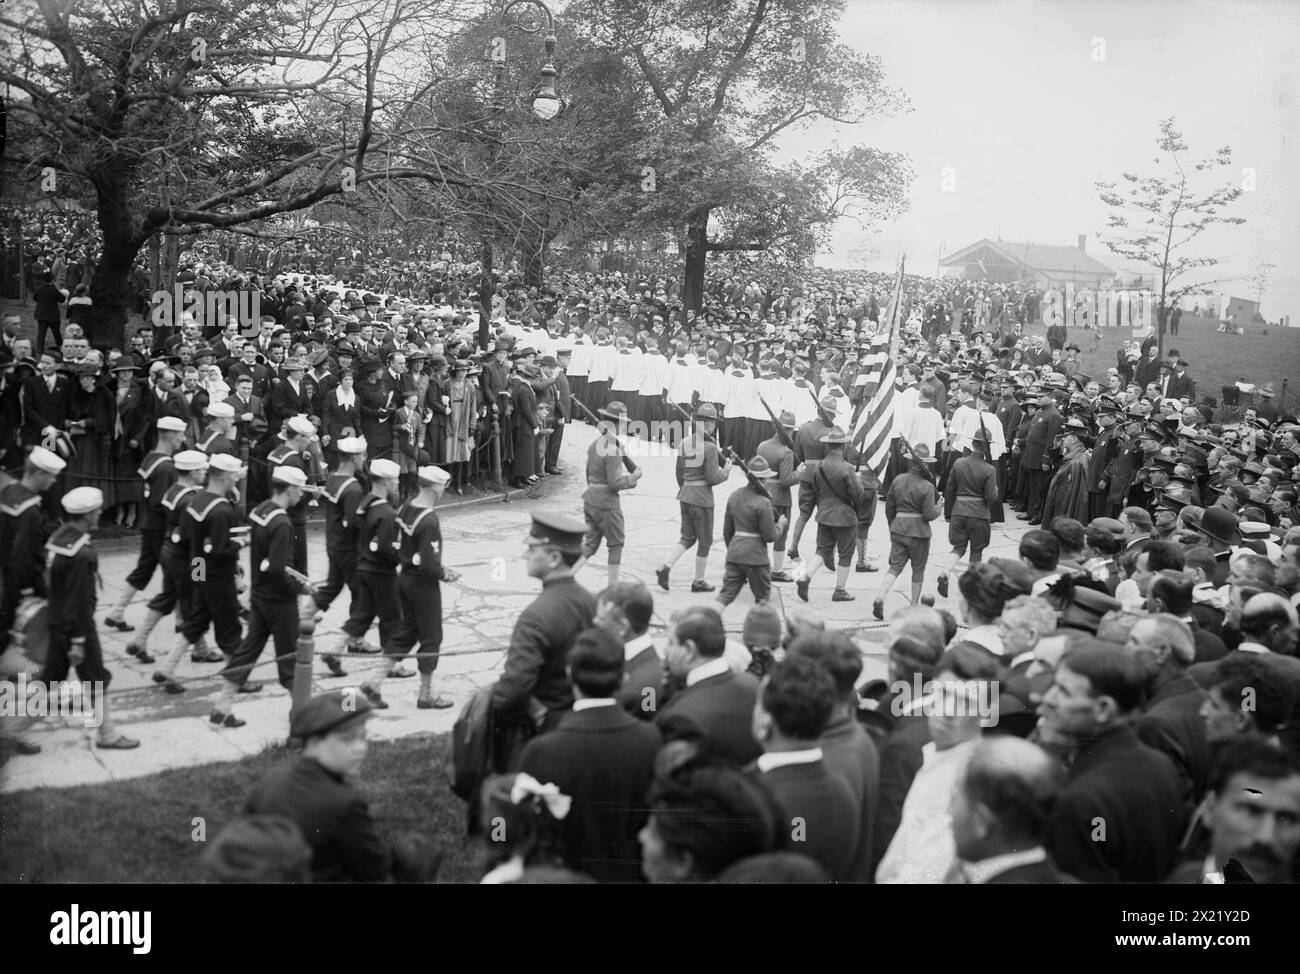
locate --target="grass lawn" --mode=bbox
[0,734,488,884]
[1063,314,1300,413]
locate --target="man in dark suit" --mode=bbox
[225,374,270,460]
[21,351,70,443]
[656,603,762,766]
[1039,643,1188,882]
[950,737,1078,883]
[1133,345,1163,390]
[226,343,274,400]
[32,271,66,354]
[1124,612,1211,805]
[594,580,664,721]
[542,352,571,475]
[746,656,858,883]
[1018,389,1061,524]
[1161,361,1195,401]
[379,350,415,401]
[268,359,313,430]
[518,627,662,882]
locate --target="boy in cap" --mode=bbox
[368,465,461,709]
[104,416,187,634]
[211,466,317,728]
[45,487,139,748]
[716,456,786,611]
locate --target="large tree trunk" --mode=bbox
[682,213,709,316]
[478,236,494,350]
[521,230,546,291]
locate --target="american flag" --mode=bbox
[850,256,905,477]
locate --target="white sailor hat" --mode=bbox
[271,466,308,486]
[370,458,400,480]
[29,445,67,474]
[62,486,104,515]
[157,416,187,432]
[417,465,451,487]
[335,436,367,455]
[208,453,245,474]
[206,401,235,419]
[174,450,210,472]
[286,416,315,437]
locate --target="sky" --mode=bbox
[773,0,1300,321]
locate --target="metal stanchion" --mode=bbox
[290,592,317,726]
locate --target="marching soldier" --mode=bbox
[210,466,314,729]
[366,465,461,710]
[314,436,369,674]
[44,488,139,749]
[578,400,642,586]
[0,446,65,657]
[873,443,939,619]
[265,415,316,573]
[654,403,732,593]
[103,416,187,637]
[796,427,864,603]
[340,458,404,707]
[786,396,836,563]
[133,451,222,685]
[755,409,800,582]
[936,433,1000,599]
[716,456,785,611]
[179,452,249,719]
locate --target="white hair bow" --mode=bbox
[510,773,572,820]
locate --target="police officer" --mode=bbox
[211,466,314,728]
[873,442,940,619]
[716,456,784,611]
[0,446,65,656]
[366,465,461,710]
[265,415,316,573]
[654,402,731,592]
[45,487,139,749]
[315,435,369,675]
[339,458,403,706]
[133,451,221,684]
[104,415,186,634]
[180,452,248,715]
[936,432,1000,598]
[1017,386,1062,524]
[796,426,864,603]
[755,409,800,582]
[578,400,642,586]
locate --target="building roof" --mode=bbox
[940,238,1114,277]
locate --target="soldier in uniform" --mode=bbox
[314,436,369,675]
[103,416,187,639]
[755,410,800,582]
[179,452,248,709]
[264,415,316,573]
[716,456,785,611]
[364,465,461,710]
[796,427,865,603]
[872,442,939,619]
[936,433,1000,599]
[578,400,642,586]
[44,487,139,749]
[340,458,404,707]
[492,513,597,742]
[785,396,835,565]
[0,446,65,657]
[132,451,221,685]
[198,401,238,456]
[654,403,732,593]
[210,466,314,729]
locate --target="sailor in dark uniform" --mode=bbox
[716,456,784,610]
[103,415,186,636]
[366,465,461,710]
[44,486,139,749]
[197,401,238,456]
[265,415,316,574]
[211,466,315,728]
[314,435,369,675]
[0,445,64,656]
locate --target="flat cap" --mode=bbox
[290,689,374,740]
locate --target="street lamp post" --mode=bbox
[497,0,562,120]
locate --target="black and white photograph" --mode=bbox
[1,0,1298,922]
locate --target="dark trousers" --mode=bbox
[224,595,296,690]
[1088,490,1110,522]
[717,562,771,606]
[314,548,358,611]
[179,575,243,654]
[124,528,164,591]
[0,575,39,653]
[290,512,308,575]
[544,420,565,471]
[1022,468,1048,519]
[343,570,400,649]
[42,627,111,701]
[36,318,61,355]
[391,574,442,675]
[146,549,195,618]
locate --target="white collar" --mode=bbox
[1236,641,1270,654]
[960,847,1048,885]
[1202,854,1224,884]
[755,747,823,773]
[685,656,731,687]
[624,632,655,661]
[572,698,618,712]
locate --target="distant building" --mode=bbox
[939,235,1115,290]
